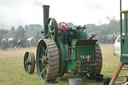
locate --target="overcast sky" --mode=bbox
[0,0,127,29]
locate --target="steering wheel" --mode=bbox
[58,22,69,31]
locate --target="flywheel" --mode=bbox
[36,39,60,82]
[44,18,58,42]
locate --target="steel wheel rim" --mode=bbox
[24,52,32,73]
[36,40,49,81]
[36,39,60,82]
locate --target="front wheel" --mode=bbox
[24,51,35,74]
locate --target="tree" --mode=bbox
[16,25,25,40]
[0,29,8,47]
[0,29,8,35]
[86,19,120,35]
[16,25,27,47]
[11,26,15,31]
[25,25,29,31]
[86,24,98,34]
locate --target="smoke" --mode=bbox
[0,0,46,29]
[0,0,121,29]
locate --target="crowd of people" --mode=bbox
[0,37,37,51]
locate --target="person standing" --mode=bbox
[1,38,8,51]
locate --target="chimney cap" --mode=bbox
[43,5,50,7]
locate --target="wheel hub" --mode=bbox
[41,57,45,64]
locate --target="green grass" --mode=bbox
[0,44,121,85]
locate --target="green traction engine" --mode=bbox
[24,5,102,83]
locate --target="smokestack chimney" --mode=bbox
[43,5,50,29]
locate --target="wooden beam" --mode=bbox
[120,10,128,13]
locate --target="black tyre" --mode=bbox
[24,51,35,74]
[90,46,102,78]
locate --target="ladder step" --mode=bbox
[123,65,128,68]
[115,82,124,84]
[121,68,128,70]
[119,75,128,77]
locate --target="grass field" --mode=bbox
[0,44,121,85]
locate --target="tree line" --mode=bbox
[0,24,42,48]
[0,19,120,48]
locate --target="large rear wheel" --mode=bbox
[36,39,60,82]
[89,46,102,78]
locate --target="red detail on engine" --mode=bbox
[58,22,69,31]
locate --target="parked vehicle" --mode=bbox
[113,35,120,56]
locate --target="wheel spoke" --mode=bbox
[28,56,31,63]
[28,64,31,70]
[28,58,32,64]
[48,22,55,34]
[50,34,53,39]
[48,24,52,33]
[40,45,46,52]
[51,29,55,34]
[40,45,47,56]
[41,67,46,75]
[45,64,49,72]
